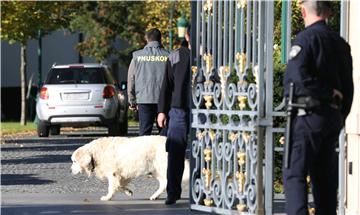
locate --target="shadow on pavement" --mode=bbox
[0,143,84,152]
[1,154,72,165]
[64,133,108,138]
[3,138,96,144]
[273,197,286,214]
[1,174,55,186]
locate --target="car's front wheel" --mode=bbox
[37,121,49,137]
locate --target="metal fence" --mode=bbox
[190,1,279,214]
[189,1,349,215]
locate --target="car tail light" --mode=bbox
[40,87,49,100]
[103,85,115,98]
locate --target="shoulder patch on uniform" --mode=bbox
[289,45,302,60]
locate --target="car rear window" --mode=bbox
[45,67,116,85]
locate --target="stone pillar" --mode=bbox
[346,1,360,214]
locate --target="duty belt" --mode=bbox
[295,96,341,113]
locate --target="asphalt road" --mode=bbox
[1,127,207,215]
[1,126,286,215]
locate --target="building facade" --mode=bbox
[1,30,128,120]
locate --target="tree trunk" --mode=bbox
[20,45,27,125]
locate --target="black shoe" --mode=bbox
[165,196,180,205]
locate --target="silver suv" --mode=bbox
[36,63,127,137]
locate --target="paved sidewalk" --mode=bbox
[2,193,287,215]
[1,128,287,215]
[1,193,209,215]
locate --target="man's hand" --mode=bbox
[333,89,343,100]
[129,104,138,111]
[157,113,167,128]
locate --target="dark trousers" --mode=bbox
[283,106,342,215]
[166,108,189,198]
[138,104,159,136]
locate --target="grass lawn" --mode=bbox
[1,120,139,136]
[1,122,37,136]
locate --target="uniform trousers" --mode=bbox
[283,106,342,215]
[166,108,189,199]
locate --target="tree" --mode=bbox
[70,2,147,64]
[70,1,190,66]
[139,0,190,49]
[1,1,78,125]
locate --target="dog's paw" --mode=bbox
[149,195,158,200]
[100,196,112,201]
[125,190,133,197]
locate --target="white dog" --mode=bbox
[71,135,190,201]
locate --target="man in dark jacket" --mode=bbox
[157,29,191,205]
[128,28,169,136]
[282,1,353,215]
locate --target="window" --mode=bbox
[46,68,111,84]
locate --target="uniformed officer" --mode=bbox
[157,28,191,205]
[283,1,353,215]
[127,28,169,136]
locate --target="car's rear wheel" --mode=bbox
[50,125,61,135]
[37,121,49,137]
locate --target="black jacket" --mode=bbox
[158,47,191,114]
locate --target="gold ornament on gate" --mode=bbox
[237,95,247,110]
[202,168,212,189]
[204,95,213,109]
[228,132,238,142]
[204,80,214,89]
[203,0,213,13]
[308,207,315,215]
[204,198,213,206]
[237,152,246,165]
[237,203,247,212]
[236,171,245,192]
[219,66,230,77]
[191,66,198,87]
[209,129,216,141]
[219,66,230,99]
[236,0,247,9]
[203,53,213,74]
[242,132,251,143]
[306,175,311,184]
[204,147,212,162]
[191,66,198,75]
[196,130,205,140]
[235,52,246,73]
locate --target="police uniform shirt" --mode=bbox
[158,47,191,114]
[283,20,353,118]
